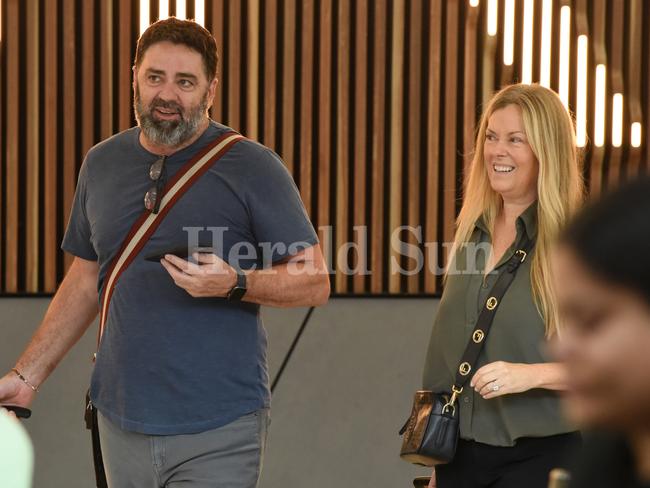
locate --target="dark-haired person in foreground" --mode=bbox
[553,177,650,488]
[0,18,329,487]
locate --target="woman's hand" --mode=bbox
[470,361,540,399]
[427,468,436,488]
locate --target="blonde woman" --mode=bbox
[423,84,584,488]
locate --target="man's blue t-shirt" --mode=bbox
[62,121,319,435]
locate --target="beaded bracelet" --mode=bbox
[11,368,39,392]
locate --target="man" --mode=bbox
[0,18,330,487]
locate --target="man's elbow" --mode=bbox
[310,273,331,306]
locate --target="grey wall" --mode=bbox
[0,298,437,488]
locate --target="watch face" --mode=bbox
[228,286,247,301]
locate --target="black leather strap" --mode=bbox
[84,390,108,488]
[452,236,536,392]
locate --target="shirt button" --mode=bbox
[481,282,488,289]
[463,397,470,403]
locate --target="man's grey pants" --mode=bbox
[97,409,270,488]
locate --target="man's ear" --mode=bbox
[206,77,219,109]
[132,65,138,90]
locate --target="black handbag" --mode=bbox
[399,236,535,466]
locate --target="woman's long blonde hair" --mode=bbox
[450,84,584,337]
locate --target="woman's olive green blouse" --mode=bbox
[422,201,573,447]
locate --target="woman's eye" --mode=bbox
[511,137,523,143]
[486,134,496,141]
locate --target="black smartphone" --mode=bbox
[144,246,216,263]
[2,405,32,419]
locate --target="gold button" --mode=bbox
[472,329,485,343]
[459,362,472,376]
[486,296,498,310]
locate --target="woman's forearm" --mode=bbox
[530,362,569,391]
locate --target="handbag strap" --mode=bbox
[97,131,244,346]
[443,234,535,412]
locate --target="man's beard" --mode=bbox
[134,86,209,148]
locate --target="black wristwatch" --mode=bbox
[226,268,247,301]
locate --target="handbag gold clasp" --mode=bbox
[442,385,463,415]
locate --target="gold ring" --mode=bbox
[486,297,498,310]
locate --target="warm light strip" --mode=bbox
[195,0,205,25]
[176,0,186,19]
[522,0,534,83]
[631,122,642,148]
[576,35,588,147]
[540,0,553,87]
[470,0,480,7]
[503,0,515,65]
[139,0,150,35]
[559,6,571,109]
[612,93,623,147]
[159,0,169,20]
[487,0,498,36]
[594,64,606,147]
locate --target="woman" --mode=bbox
[423,83,584,488]
[553,177,650,488]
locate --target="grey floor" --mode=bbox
[0,297,436,488]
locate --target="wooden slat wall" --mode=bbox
[0,0,648,296]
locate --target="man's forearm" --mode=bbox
[14,259,99,387]
[243,263,330,308]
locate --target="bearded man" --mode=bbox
[0,18,329,487]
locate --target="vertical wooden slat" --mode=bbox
[62,0,77,273]
[25,0,39,292]
[81,0,96,157]
[0,0,4,289]
[209,0,225,121]
[463,4,479,176]
[388,0,405,293]
[335,0,351,292]
[101,0,114,140]
[4,0,19,292]
[443,0,460,251]
[352,0,369,292]
[406,0,423,293]
[43,0,58,291]
[118,0,134,132]
[369,0,387,293]
[423,0,443,294]
[280,0,297,173]
[481,8,497,106]
[227,0,241,131]
[607,2,630,186]
[299,0,314,217]
[588,0,606,197]
[606,0,625,187]
[262,0,278,150]
[625,0,643,177]
[246,0,260,141]
[317,0,333,274]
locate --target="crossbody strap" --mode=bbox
[443,235,536,412]
[97,131,244,346]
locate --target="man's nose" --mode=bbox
[156,81,179,102]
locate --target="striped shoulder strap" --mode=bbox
[97,131,244,345]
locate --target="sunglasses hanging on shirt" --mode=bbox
[144,155,167,214]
